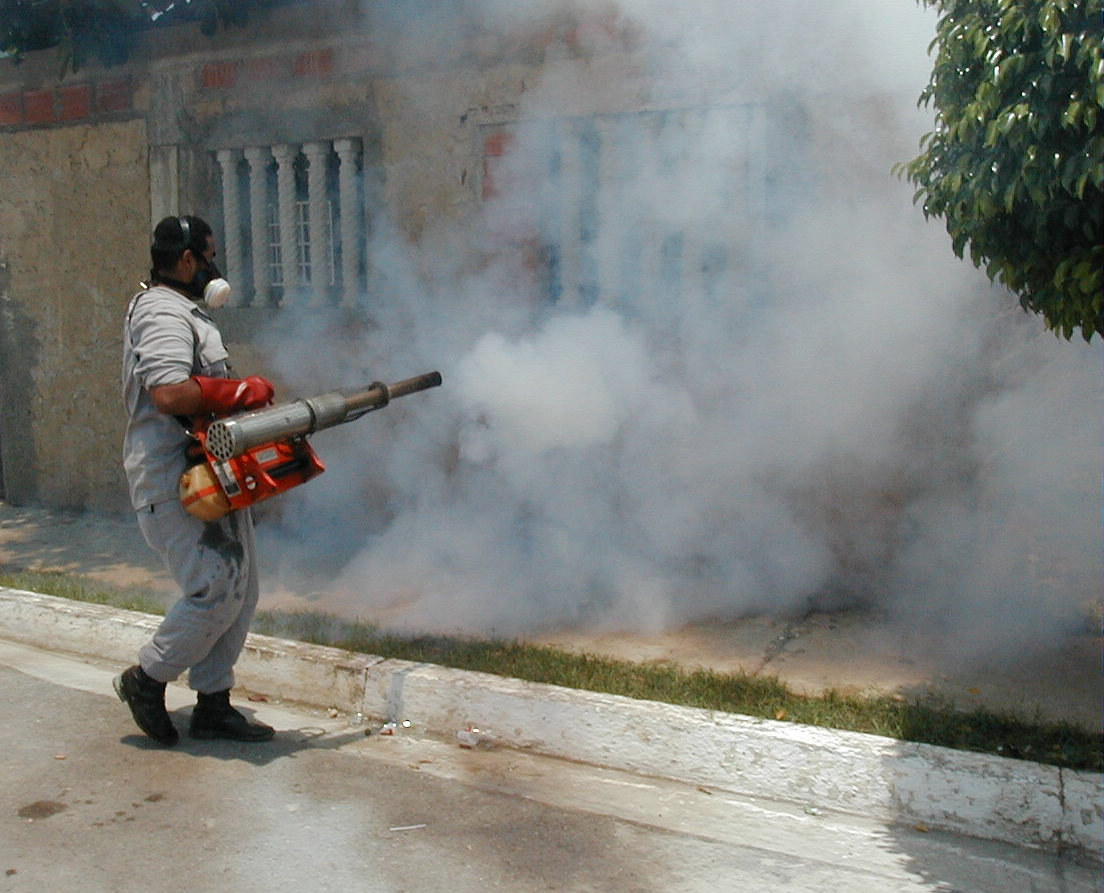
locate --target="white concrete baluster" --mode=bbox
[637,114,664,315]
[215,149,244,306]
[243,146,271,306]
[273,143,301,304]
[595,116,622,307]
[302,141,333,305]
[556,119,582,308]
[333,138,362,307]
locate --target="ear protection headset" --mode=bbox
[178,216,193,252]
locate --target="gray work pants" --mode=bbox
[136,499,259,694]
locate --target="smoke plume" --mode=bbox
[255,0,1102,654]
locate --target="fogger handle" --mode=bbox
[204,371,442,461]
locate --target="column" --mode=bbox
[556,119,582,308]
[679,109,708,308]
[148,145,179,229]
[215,149,244,306]
[333,137,362,307]
[637,114,664,315]
[272,143,301,304]
[302,141,332,305]
[243,146,271,306]
[744,102,768,262]
[595,116,622,307]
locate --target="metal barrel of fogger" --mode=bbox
[204,371,442,461]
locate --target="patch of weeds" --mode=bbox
[252,608,1102,773]
[895,696,1101,772]
[0,568,168,615]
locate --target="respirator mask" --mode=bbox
[175,216,232,308]
[191,261,232,308]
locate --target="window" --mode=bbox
[481,104,768,309]
[214,138,364,308]
[266,199,337,289]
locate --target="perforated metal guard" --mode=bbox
[206,421,237,461]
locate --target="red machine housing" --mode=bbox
[211,434,326,510]
[182,431,326,518]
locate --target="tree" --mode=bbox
[898,0,1103,341]
[1,1,279,74]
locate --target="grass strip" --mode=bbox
[0,569,170,615]
[2,568,1099,773]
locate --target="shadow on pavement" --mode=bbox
[117,701,371,766]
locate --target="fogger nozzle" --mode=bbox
[204,371,442,461]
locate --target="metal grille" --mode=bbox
[482,105,768,308]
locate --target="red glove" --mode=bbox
[192,375,274,414]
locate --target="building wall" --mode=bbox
[0,7,391,511]
[0,4,616,512]
[0,3,897,512]
[0,119,150,509]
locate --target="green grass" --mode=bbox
[0,569,170,615]
[2,567,1100,773]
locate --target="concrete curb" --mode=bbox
[1,587,1100,859]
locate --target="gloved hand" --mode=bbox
[192,375,275,414]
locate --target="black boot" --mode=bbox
[189,689,275,741]
[113,665,179,746]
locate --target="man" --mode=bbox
[115,215,276,746]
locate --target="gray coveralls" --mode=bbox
[122,285,258,695]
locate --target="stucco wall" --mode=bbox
[0,5,728,512]
[0,3,886,513]
[0,21,690,511]
[0,120,150,510]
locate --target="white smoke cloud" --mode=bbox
[455,310,655,461]
[256,0,1102,649]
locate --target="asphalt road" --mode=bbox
[1,641,1095,893]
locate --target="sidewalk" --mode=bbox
[0,499,1099,731]
[3,588,1103,860]
[3,641,1097,893]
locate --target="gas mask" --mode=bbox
[191,260,232,308]
[171,217,231,308]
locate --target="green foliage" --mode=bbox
[1,1,280,74]
[897,0,1103,340]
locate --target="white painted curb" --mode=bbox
[0,587,1099,859]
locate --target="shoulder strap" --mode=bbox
[125,291,143,336]
[126,286,200,434]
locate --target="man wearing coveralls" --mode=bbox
[115,215,276,746]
